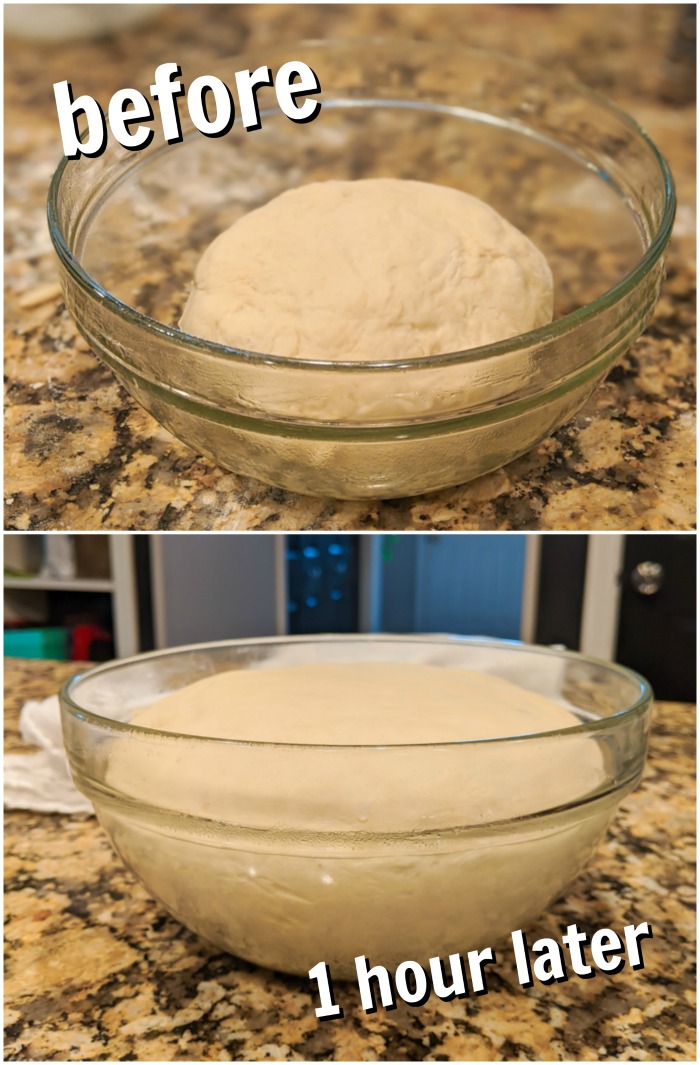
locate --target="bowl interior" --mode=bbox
[80,100,645,339]
[62,36,669,357]
[61,637,651,844]
[64,635,649,734]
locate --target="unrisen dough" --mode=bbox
[180,179,554,360]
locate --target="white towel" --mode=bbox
[4,696,94,815]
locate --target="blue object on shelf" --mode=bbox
[286,535,359,634]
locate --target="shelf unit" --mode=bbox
[5,578,115,593]
[4,536,139,658]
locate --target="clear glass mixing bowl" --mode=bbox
[48,41,674,498]
[60,636,652,979]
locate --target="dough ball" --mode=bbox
[180,178,553,360]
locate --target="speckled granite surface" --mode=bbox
[4,4,696,530]
[4,658,696,1061]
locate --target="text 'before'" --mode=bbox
[53,60,322,159]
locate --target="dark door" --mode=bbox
[616,535,696,701]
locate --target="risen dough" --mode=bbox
[108,662,600,832]
[125,661,576,745]
[180,179,554,360]
[104,662,608,976]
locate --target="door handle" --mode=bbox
[630,561,665,596]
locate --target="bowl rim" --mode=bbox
[59,634,653,750]
[47,39,676,374]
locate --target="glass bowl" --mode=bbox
[60,636,652,979]
[48,40,674,500]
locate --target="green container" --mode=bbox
[4,627,69,660]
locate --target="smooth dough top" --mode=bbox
[107,662,601,830]
[180,179,554,360]
[128,661,577,745]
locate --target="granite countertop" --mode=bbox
[4,658,696,1061]
[4,4,696,531]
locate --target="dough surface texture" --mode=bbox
[180,179,554,360]
[125,661,575,745]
